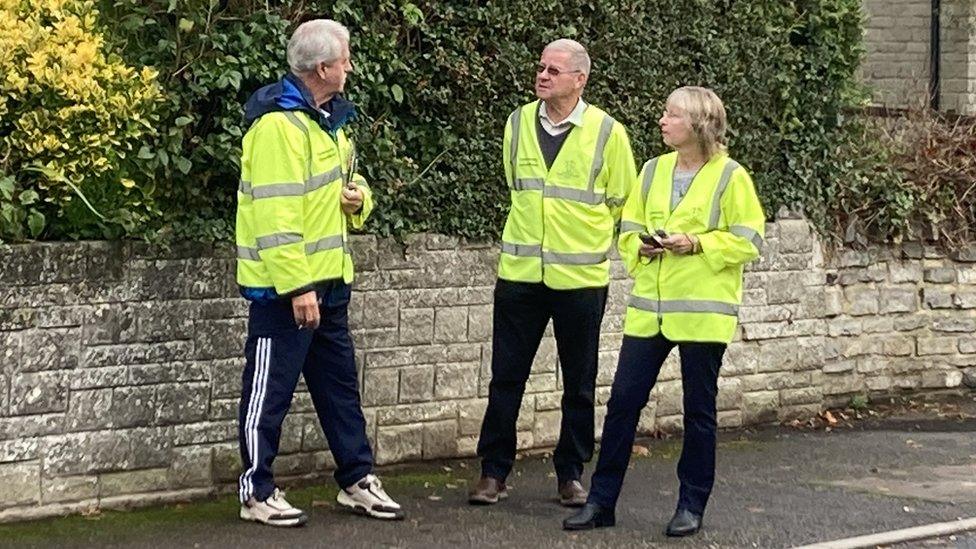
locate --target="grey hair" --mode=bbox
[543,38,591,75]
[287,19,350,73]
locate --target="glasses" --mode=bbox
[536,64,582,77]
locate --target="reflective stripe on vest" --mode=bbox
[628,295,739,316]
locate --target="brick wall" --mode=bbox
[862,0,976,114]
[0,221,974,521]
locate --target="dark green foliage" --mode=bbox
[82,0,887,242]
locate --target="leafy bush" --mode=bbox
[10,0,919,244]
[0,0,162,241]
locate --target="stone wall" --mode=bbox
[862,0,976,114]
[0,220,974,522]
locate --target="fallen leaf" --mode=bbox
[632,445,650,457]
[311,500,332,508]
[428,495,442,501]
[746,507,765,513]
[824,410,838,425]
[445,483,457,489]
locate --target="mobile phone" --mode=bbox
[639,232,663,249]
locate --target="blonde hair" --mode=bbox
[665,86,728,159]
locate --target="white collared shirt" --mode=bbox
[538,98,587,136]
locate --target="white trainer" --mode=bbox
[336,474,404,520]
[239,488,307,527]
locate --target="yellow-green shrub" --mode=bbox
[0,0,162,240]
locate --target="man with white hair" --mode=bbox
[470,39,636,507]
[234,19,402,527]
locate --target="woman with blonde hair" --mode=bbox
[563,86,765,536]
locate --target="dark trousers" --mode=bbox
[477,279,608,483]
[237,281,373,504]
[588,334,725,515]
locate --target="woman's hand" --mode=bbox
[662,233,699,255]
[638,243,665,259]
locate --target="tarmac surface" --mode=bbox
[2,394,975,548]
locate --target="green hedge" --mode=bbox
[12,0,895,242]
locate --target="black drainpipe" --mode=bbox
[929,0,942,110]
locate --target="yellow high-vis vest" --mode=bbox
[618,152,765,343]
[235,110,373,296]
[499,100,636,289]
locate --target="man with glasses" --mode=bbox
[469,39,636,507]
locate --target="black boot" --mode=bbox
[665,508,702,537]
[562,502,616,531]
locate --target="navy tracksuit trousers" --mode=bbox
[237,281,373,504]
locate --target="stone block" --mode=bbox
[780,386,823,406]
[22,328,80,371]
[883,336,915,356]
[156,383,210,425]
[917,336,958,355]
[959,267,976,284]
[10,371,68,415]
[41,475,98,504]
[724,343,759,375]
[922,288,955,309]
[375,424,424,465]
[362,368,399,407]
[66,389,114,431]
[168,447,212,488]
[822,374,864,396]
[879,287,917,313]
[742,391,779,424]
[398,308,434,345]
[924,268,956,284]
[434,362,480,400]
[348,235,378,271]
[766,273,805,304]
[422,420,458,459]
[84,341,192,367]
[112,386,156,428]
[756,340,800,373]
[302,422,328,452]
[210,359,243,399]
[889,261,923,283]
[824,288,843,317]
[716,377,742,410]
[399,366,434,403]
[128,427,175,469]
[921,369,963,389]
[433,307,468,343]
[777,219,813,253]
[191,319,245,360]
[828,318,863,337]
[211,443,242,482]
[931,316,976,333]
[467,305,492,342]
[100,467,170,497]
[458,399,488,436]
[963,368,976,389]
[44,431,130,476]
[533,410,561,446]
[844,287,880,316]
[375,401,457,426]
[0,461,40,507]
[362,291,399,329]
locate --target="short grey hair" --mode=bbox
[287,19,350,73]
[543,38,591,75]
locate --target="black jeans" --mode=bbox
[588,334,725,515]
[477,279,608,483]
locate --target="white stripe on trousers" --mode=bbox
[239,337,271,503]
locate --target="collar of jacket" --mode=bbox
[243,73,357,135]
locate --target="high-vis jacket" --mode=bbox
[236,76,373,299]
[499,100,636,290]
[618,152,765,343]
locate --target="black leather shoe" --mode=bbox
[665,508,702,537]
[562,502,616,531]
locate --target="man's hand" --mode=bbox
[292,291,320,330]
[340,184,363,215]
[662,233,699,255]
